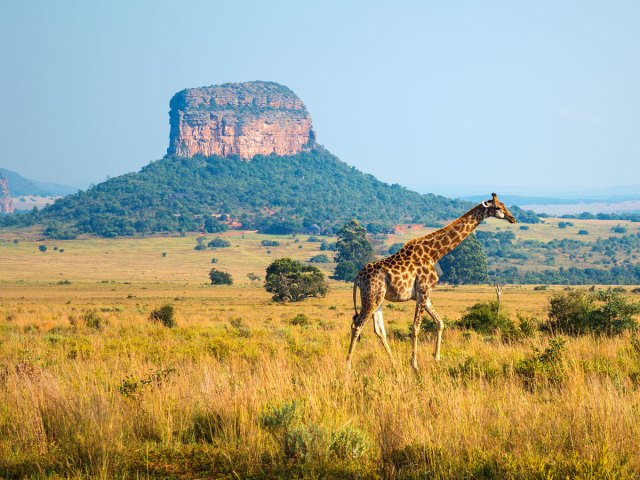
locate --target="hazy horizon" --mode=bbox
[1,1,639,194]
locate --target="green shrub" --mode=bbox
[258,400,299,434]
[208,237,231,248]
[289,313,310,327]
[38,244,47,252]
[309,254,330,263]
[82,310,107,330]
[545,288,640,336]
[149,304,176,328]
[265,258,328,302]
[261,239,280,247]
[330,425,369,460]
[209,268,233,285]
[456,301,511,335]
[514,338,567,389]
[455,301,535,343]
[229,317,251,337]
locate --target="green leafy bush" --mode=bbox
[289,314,310,327]
[330,425,369,460]
[209,269,233,285]
[149,304,176,328]
[545,288,640,336]
[514,338,567,389]
[455,301,534,342]
[261,239,280,247]
[265,258,328,302]
[82,310,107,330]
[208,237,231,248]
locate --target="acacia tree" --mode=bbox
[438,233,488,285]
[265,258,328,302]
[331,219,375,281]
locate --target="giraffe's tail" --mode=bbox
[352,277,359,322]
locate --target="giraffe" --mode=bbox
[346,193,516,371]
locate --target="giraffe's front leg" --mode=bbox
[425,297,445,361]
[410,298,426,372]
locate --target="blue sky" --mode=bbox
[1,1,639,196]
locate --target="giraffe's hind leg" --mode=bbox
[373,306,394,364]
[346,285,385,370]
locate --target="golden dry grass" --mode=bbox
[1,233,640,478]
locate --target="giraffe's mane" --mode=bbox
[403,203,485,249]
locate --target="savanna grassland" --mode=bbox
[1,222,640,479]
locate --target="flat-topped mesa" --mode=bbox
[167,81,316,159]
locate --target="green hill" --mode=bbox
[4,147,476,238]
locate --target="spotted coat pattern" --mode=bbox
[346,194,517,371]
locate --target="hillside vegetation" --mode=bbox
[1,148,473,237]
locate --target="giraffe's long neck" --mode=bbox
[418,204,486,262]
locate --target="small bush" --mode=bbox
[261,239,280,247]
[456,301,512,335]
[211,257,218,264]
[38,244,47,252]
[289,313,310,327]
[208,237,231,248]
[230,317,251,337]
[533,285,548,291]
[514,338,567,389]
[578,229,589,235]
[455,302,534,343]
[82,310,107,330]
[545,288,640,336]
[330,425,369,460]
[309,254,329,263]
[149,304,176,328]
[209,269,233,285]
[611,224,627,234]
[258,400,299,434]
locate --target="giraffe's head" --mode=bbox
[482,193,516,224]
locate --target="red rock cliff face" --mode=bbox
[167,81,315,159]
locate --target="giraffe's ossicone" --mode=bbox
[346,193,516,372]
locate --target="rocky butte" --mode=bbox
[167,81,316,159]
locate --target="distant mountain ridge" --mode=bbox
[0,167,78,196]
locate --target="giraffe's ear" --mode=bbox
[491,193,498,205]
[481,201,490,208]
